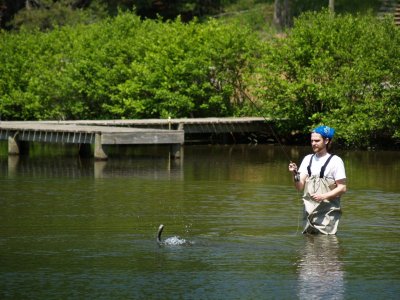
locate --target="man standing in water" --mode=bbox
[288,126,347,234]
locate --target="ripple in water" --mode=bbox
[163,236,188,246]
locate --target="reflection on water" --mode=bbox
[3,150,183,180]
[297,235,344,300]
[0,144,399,299]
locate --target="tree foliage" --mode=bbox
[255,10,400,147]
[0,12,259,120]
[0,9,399,148]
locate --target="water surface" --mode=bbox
[0,144,399,299]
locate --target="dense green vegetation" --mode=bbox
[255,11,400,147]
[0,6,399,148]
[0,13,258,120]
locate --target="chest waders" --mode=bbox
[302,154,342,235]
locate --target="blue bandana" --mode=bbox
[313,126,335,139]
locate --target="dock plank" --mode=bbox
[0,122,184,145]
[34,117,269,134]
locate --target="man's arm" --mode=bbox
[311,178,347,202]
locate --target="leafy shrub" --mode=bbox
[1,9,399,148]
[255,10,400,147]
[0,12,260,120]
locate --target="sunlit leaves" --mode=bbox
[0,13,259,120]
[256,10,400,147]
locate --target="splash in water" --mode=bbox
[157,224,190,246]
[163,236,187,246]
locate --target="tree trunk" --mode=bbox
[274,0,292,29]
[25,0,40,10]
[329,0,335,13]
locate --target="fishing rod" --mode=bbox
[242,90,301,180]
[243,91,302,234]
[242,90,294,163]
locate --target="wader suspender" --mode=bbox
[307,154,335,178]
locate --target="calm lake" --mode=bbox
[0,143,399,299]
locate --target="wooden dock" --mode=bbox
[33,117,267,133]
[0,117,268,160]
[0,122,184,160]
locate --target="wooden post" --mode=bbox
[8,135,20,155]
[94,133,108,160]
[170,143,183,159]
[170,122,184,159]
[8,133,28,155]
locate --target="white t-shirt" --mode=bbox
[298,153,346,181]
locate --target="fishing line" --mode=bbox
[242,91,293,163]
[295,199,304,235]
[242,91,304,235]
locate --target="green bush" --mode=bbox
[255,10,400,147]
[1,9,399,148]
[0,12,260,120]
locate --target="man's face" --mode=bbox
[311,133,327,154]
